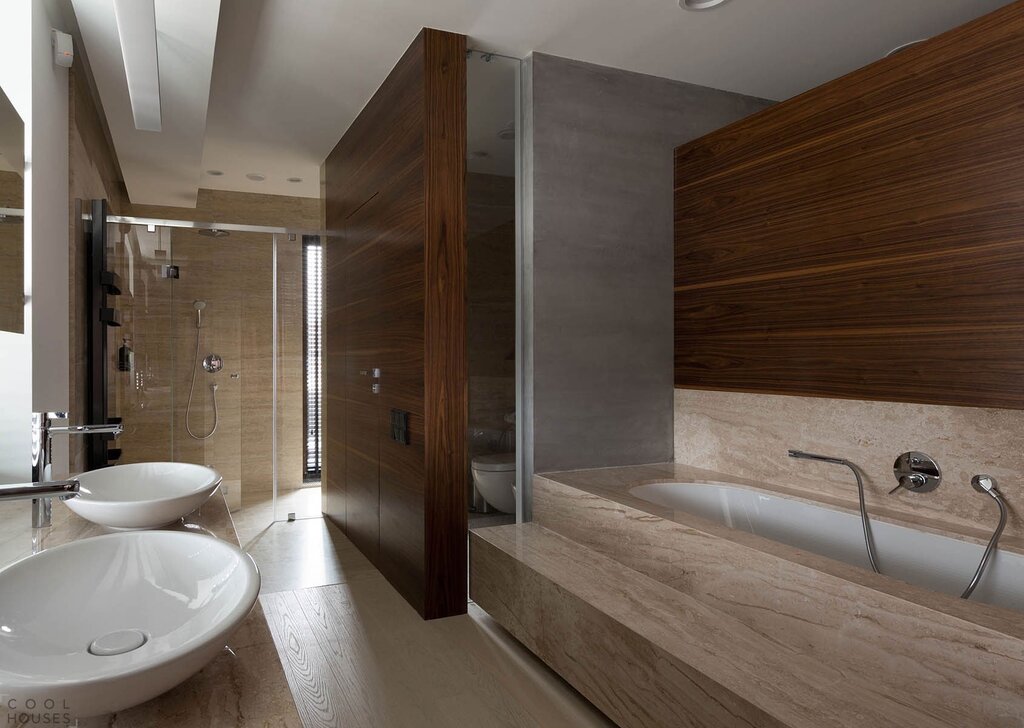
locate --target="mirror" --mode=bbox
[0,82,24,334]
[466,51,520,523]
[0,81,28,490]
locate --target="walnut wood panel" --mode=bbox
[674,2,1024,408]
[679,328,1024,409]
[676,242,1024,335]
[323,28,467,618]
[343,399,380,559]
[422,30,468,619]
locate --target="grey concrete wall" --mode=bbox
[529,53,771,474]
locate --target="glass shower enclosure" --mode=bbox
[102,215,324,540]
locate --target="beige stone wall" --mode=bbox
[674,388,1024,541]
[123,189,319,229]
[0,171,24,334]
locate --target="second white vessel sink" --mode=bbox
[64,462,222,529]
[0,530,260,718]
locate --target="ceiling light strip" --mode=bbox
[112,0,162,132]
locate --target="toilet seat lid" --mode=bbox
[472,452,516,472]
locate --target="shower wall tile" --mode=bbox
[0,171,24,334]
[274,233,305,493]
[674,388,1024,541]
[122,188,321,230]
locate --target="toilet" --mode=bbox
[471,452,517,514]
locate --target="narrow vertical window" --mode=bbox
[303,236,323,480]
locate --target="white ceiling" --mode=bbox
[71,0,221,206]
[77,0,1013,205]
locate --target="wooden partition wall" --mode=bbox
[674,2,1024,409]
[323,28,467,619]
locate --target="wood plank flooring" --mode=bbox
[261,524,613,728]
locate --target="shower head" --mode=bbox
[193,300,206,329]
[198,228,229,238]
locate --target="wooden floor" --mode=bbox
[260,520,614,728]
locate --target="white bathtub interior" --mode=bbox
[630,481,1023,613]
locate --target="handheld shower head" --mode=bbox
[193,300,206,329]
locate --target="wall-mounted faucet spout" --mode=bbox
[788,449,881,574]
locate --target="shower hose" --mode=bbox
[789,450,1008,600]
[185,325,219,440]
[961,478,1007,600]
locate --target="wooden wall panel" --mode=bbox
[674,2,1024,409]
[323,28,467,619]
[422,30,468,619]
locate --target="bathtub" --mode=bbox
[630,481,1024,613]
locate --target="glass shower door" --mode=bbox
[103,216,333,541]
[105,222,175,464]
[167,226,246,518]
[104,221,281,545]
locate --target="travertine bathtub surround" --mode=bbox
[472,526,784,728]
[674,388,1024,540]
[479,467,1024,727]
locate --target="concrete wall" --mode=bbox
[528,53,771,474]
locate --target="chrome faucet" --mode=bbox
[788,449,881,574]
[26,412,123,528]
[0,479,81,528]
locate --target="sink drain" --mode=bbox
[88,629,148,656]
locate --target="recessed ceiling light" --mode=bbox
[206,169,224,176]
[680,0,730,9]
[286,177,303,183]
[245,173,266,182]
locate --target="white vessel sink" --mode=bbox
[65,462,222,529]
[0,530,260,718]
